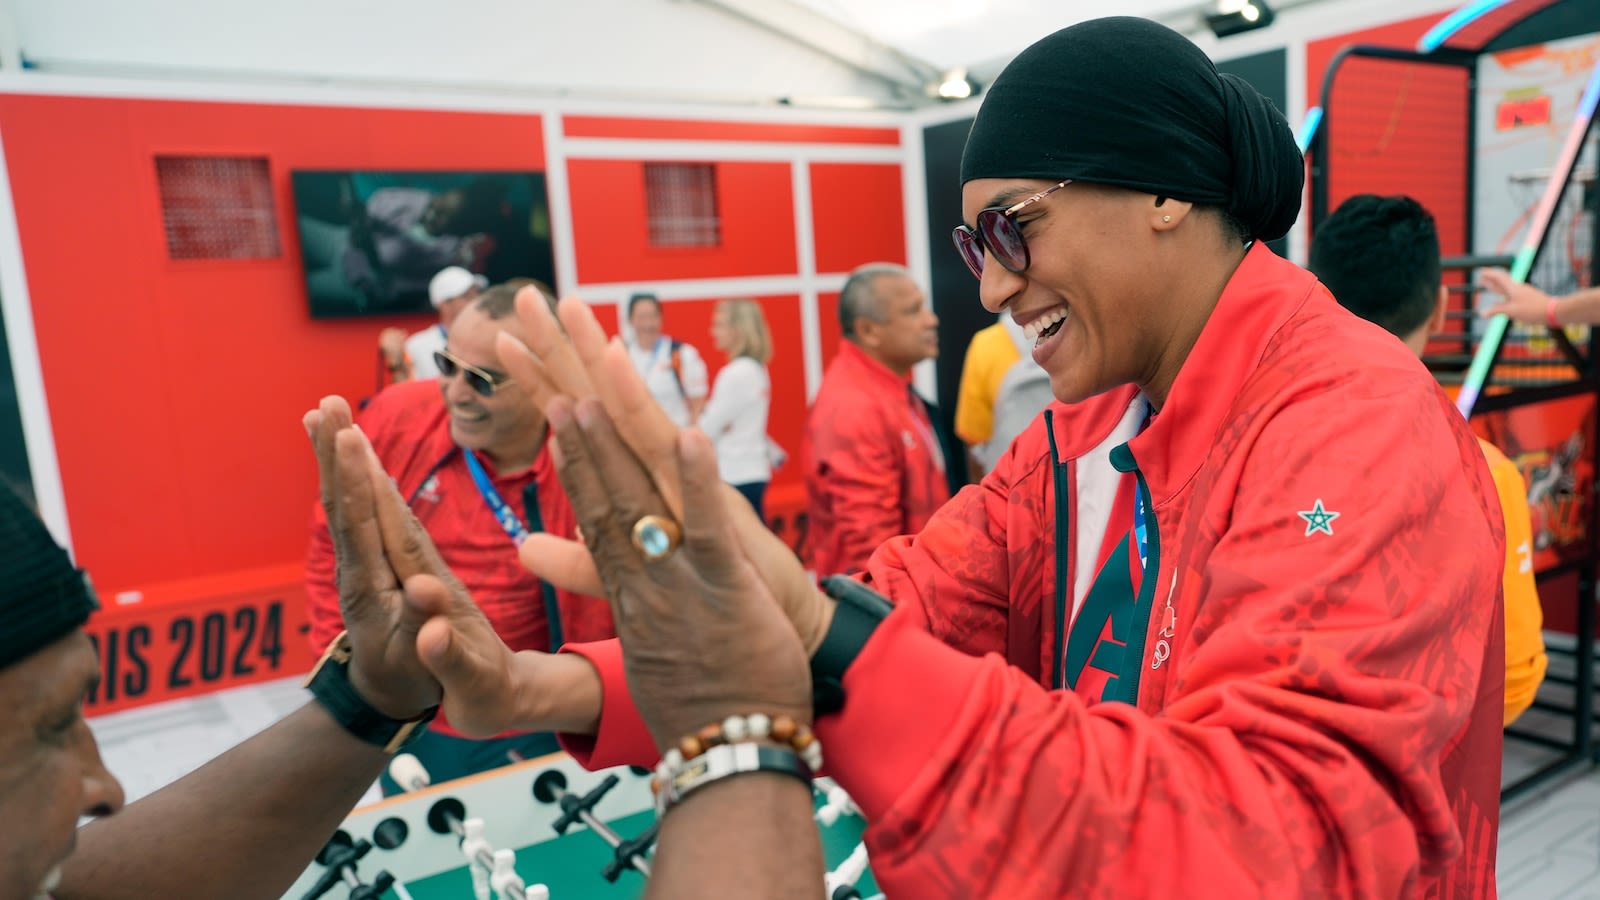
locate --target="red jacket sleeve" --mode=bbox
[818,387,1503,898]
[862,438,1033,659]
[556,639,657,769]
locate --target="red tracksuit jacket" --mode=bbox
[804,339,951,574]
[304,379,615,737]
[563,245,1504,898]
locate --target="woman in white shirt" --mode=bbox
[624,292,708,428]
[698,298,774,517]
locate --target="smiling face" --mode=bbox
[0,630,124,900]
[628,298,663,349]
[959,178,1213,406]
[440,305,545,471]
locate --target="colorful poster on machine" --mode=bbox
[1473,394,1596,573]
[1472,31,1599,299]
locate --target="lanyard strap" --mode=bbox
[650,336,672,368]
[1130,402,1155,568]
[463,448,531,545]
[460,448,565,652]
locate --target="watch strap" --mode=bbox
[305,631,438,754]
[811,576,892,717]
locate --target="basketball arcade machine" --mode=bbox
[1301,0,1600,798]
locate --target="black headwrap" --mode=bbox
[961,16,1304,242]
[0,485,98,669]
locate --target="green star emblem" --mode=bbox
[1298,499,1339,537]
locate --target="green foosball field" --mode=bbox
[281,752,881,900]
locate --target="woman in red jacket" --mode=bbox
[372,16,1505,900]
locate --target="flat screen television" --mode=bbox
[290,170,556,318]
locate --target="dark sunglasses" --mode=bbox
[433,349,510,397]
[951,180,1072,280]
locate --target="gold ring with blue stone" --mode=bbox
[631,514,683,563]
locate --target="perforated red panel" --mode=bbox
[154,156,280,260]
[645,162,720,248]
[1323,58,1471,258]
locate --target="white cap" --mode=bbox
[429,266,488,308]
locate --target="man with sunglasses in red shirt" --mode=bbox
[304,282,615,795]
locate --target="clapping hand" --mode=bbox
[498,288,834,656]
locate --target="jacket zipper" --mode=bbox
[1045,409,1071,690]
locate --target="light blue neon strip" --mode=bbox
[1297,106,1324,153]
[1418,0,1514,53]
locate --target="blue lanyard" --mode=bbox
[1132,481,1150,570]
[462,448,530,546]
[1130,402,1156,569]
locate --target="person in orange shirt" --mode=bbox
[1310,192,1547,724]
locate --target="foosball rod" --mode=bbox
[509,751,653,879]
[387,754,544,900]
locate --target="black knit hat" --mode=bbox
[0,485,98,669]
[961,16,1304,242]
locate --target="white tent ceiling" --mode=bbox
[787,0,1206,71]
[0,0,1387,110]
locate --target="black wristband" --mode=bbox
[304,632,437,753]
[810,576,892,718]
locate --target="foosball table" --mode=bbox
[280,751,881,899]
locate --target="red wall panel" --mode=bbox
[1306,9,1469,258]
[810,162,907,274]
[0,94,547,592]
[566,159,797,283]
[817,291,844,373]
[564,116,899,145]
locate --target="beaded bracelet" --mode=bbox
[651,713,824,797]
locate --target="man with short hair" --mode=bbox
[309,283,615,792]
[803,262,947,575]
[1309,193,1548,724]
[378,265,487,383]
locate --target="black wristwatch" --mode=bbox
[305,631,438,753]
[810,576,893,718]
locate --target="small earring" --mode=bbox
[1162,215,1172,223]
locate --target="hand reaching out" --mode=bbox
[544,395,813,750]
[498,288,834,655]
[1479,269,1555,325]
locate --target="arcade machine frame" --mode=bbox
[1302,0,1600,800]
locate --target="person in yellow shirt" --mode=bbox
[954,317,1031,476]
[1310,193,1547,724]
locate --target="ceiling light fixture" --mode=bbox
[934,68,980,102]
[1205,0,1275,38]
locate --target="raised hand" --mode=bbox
[497,288,833,654]
[546,395,813,750]
[305,395,600,737]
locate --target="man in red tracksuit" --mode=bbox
[305,286,613,793]
[805,263,948,574]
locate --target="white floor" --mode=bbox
[87,663,1600,896]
